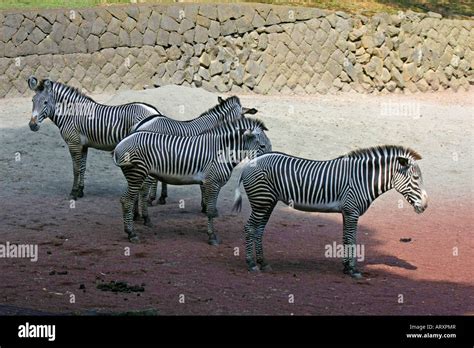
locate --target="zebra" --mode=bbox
[27,76,160,199]
[232,145,428,278]
[133,95,258,207]
[114,117,272,244]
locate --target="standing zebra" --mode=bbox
[233,145,428,278]
[27,76,160,199]
[133,95,257,207]
[114,117,272,244]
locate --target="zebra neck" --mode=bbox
[216,132,245,166]
[355,155,394,201]
[51,87,97,124]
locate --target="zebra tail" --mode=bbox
[232,171,244,213]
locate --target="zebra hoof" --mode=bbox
[147,199,154,207]
[143,217,153,227]
[69,191,78,200]
[208,235,219,246]
[260,264,272,272]
[343,267,363,279]
[158,197,166,205]
[128,235,140,243]
[77,186,84,198]
[248,265,259,272]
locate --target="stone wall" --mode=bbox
[0,3,473,98]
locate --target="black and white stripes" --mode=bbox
[114,117,271,244]
[233,145,428,277]
[28,76,160,199]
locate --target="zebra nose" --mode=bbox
[29,120,39,132]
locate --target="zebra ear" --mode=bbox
[217,96,224,104]
[43,79,53,91]
[241,129,255,139]
[242,107,258,115]
[28,76,38,91]
[397,157,410,167]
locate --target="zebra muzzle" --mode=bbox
[29,120,39,132]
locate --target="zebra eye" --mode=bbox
[43,101,48,105]
[413,174,420,180]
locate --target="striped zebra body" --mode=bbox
[114,117,271,244]
[233,146,428,277]
[132,96,256,207]
[28,77,160,199]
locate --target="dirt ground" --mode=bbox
[0,86,472,315]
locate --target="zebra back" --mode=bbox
[133,95,246,135]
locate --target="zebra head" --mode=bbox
[392,152,428,214]
[240,118,272,159]
[28,76,55,132]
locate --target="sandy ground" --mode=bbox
[0,86,473,315]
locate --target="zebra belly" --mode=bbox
[152,172,205,185]
[289,201,342,213]
[79,135,116,151]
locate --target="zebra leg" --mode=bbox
[247,201,276,272]
[133,196,140,221]
[140,177,154,227]
[147,179,158,206]
[120,166,148,243]
[203,180,222,245]
[68,145,83,200]
[255,208,275,272]
[200,184,207,213]
[77,147,88,198]
[158,182,167,205]
[244,221,258,271]
[341,211,362,278]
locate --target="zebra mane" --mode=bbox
[199,117,268,135]
[46,80,96,102]
[345,145,422,160]
[197,95,242,119]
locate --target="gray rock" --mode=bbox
[122,17,136,32]
[179,18,195,34]
[195,25,208,43]
[149,11,161,32]
[209,61,223,76]
[12,27,28,45]
[143,29,156,46]
[198,66,211,81]
[326,58,342,78]
[349,27,366,41]
[364,56,383,78]
[386,80,397,92]
[118,29,131,46]
[167,46,181,60]
[161,15,179,32]
[28,28,46,45]
[108,17,121,35]
[252,13,265,28]
[78,21,92,39]
[36,16,52,33]
[59,38,76,54]
[37,36,59,55]
[199,4,218,20]
[156,29,170,46]
[316,71,333,94]
[169,32,183,46]
[390,67,404,87]
[5,14,23,29]
[130,29,142,47]
[209,20,220,39]
[91,17,107,36]
[221,20,237,36]
[86,35,99,53]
